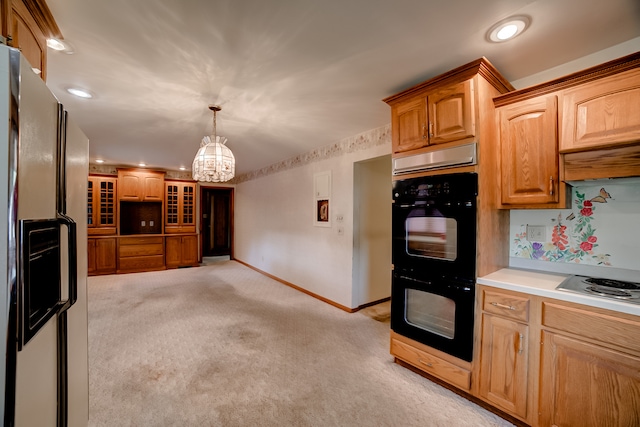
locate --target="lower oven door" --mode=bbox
[391,273,475,362]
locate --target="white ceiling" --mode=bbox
[44,0,640,176]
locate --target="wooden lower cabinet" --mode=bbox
[478,314,529,419]
[165,235,198,268]
[392,286,640,426]
[117,236,165,273]
[539,331,640,427]
[88,237,116,276]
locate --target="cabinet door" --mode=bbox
[560,68,640,152]
[165,236,181,268]
[97,178,117,228]
[428,79,475,145]
[539,331,640,427]
[87,238,96,275]
[181,235,198,266]
[165,182,196,232]
[142,174,164,201]
[10,0,46,78]
[165,183,179,226]
[499,95,562,206]
[392,97,427,153]
[95,238,116,274]
[87,179,96,227]
[118,172,142,201]
[181,184,195,226]
[479,314,529,419]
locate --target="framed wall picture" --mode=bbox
[314,171,331,227]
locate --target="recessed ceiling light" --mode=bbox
[138,163,146,167]
[66,87,94,99]
[95,159,104,163]
[487,16,530,43]
[179,167,186,171]
[47,38,65,51]
[47,38,75,54]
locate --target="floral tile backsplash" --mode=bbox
[510,179,640,271]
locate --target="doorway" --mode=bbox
[200,187,234,257]
[352,155,392,307]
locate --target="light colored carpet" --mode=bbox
[87,261,514,427]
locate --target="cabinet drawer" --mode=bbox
[391,338,471,391]
[119,243,163,257]
[542,302,640,354]
[118,255,165,271]
[483,290,529,322]
[119,236,164,245]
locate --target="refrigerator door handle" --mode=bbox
[57,214,77,310]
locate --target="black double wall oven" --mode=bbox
[391,171,478,362]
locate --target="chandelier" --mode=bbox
[192,105,235,182]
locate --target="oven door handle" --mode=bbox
[57,214,77,312]
[395,203,431,208]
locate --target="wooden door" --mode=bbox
[201,188,232,257]
[392,97,427,153]
[539,331,640,427]
[479,314,529,419]
[428,79,475,145]
[499,95,560,206]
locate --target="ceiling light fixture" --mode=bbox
[47,38,75,54]
[138,163,146,167]
[95,159,104,163]
[487,15,530,43]
[66,87,94,99]
[46,38,65,51]
[192,105,235,182]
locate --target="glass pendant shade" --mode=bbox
[192,135,235,182]
[192,105,235,182]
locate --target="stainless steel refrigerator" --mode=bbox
[0,44,89,426]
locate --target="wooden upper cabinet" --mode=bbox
[384,58,512,157]
[88,176,117,235]
[165,181,196,233]
[428,79,475,145]
[5,0,63,81]
[390,78,476,154]
[118,169,165,202]
[560,67,640,152]
[498,94,568,208]
[393,97,427,152]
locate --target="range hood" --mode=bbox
[562,143,640,183]
[393,143,477,175]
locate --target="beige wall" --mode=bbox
[234,125,391,309]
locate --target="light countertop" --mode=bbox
[478,268,640,317]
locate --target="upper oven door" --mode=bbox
[392,173,477,281]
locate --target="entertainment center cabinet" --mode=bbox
[87,168,199,275]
